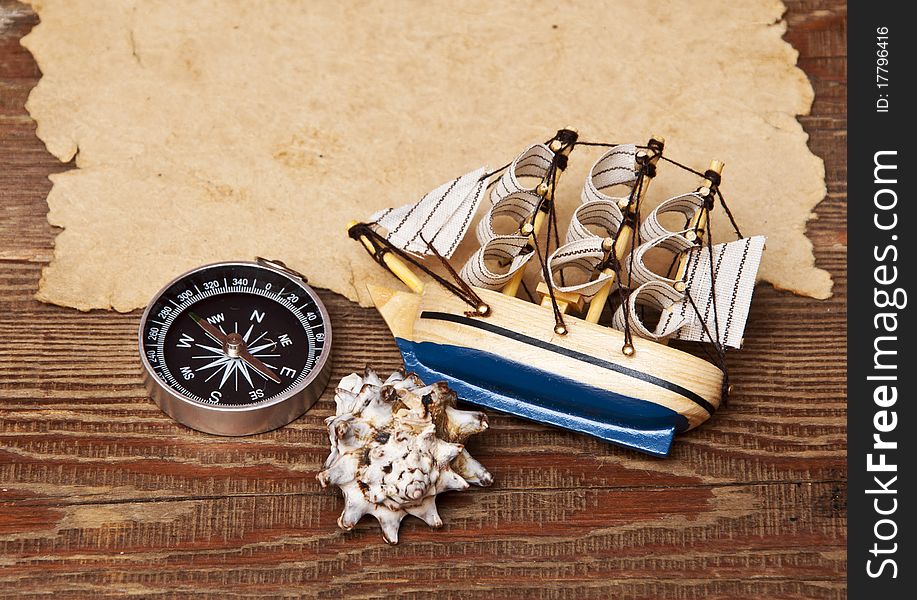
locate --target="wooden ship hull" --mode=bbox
[367,283,724,457]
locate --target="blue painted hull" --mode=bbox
[397,338,689,456]
[365,283,722,457]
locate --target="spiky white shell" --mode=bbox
[318,368,492,544]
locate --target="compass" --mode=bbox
[138,258,332,435]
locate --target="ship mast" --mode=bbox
[650,159,727,339]
[501,130,578,297]
[672,160,724,292]
[583,136,664,324]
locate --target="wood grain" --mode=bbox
[0,1,847,598]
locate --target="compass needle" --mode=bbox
[251,366,273,382]
[239,349,282,384]
[140,260,331,435]
[190,314,229,346]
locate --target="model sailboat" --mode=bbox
[348,129,765,456]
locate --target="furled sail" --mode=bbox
[612,190,766,349]
[623,193,706,288]
[542,144,637,299]
[368,167,488,259]
[460,144,556,289]
[568,143,636,243]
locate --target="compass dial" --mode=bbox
[139,260,332,435]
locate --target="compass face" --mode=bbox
[140,262,330,424]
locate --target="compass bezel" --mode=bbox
[138,260,332,436]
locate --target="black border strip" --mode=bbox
[419,311,716,415]
[849,7,911,593]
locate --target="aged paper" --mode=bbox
[22,0,830,311]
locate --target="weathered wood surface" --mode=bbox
[0,1,846,597]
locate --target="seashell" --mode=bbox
[318,368,493,544]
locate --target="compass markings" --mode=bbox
[195,343,224,354]
[219,361,237,388]
[248,341,276,354]
[146,273,326,406]
[238,361,254,388]
[204,367,225,383]
[195,355,232,372]
[188,323,285,392]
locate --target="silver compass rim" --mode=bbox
[137,259,333,434]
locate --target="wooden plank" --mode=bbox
[0,0,847,597]
[0,482,845,598]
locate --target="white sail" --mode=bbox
[544,237,616,299]
[368,167,488,259]
[581,145,638,205]
[611,279,689,341]
[605,185,765,348]
[623,229,696,289]
[542,144,636,298]
[567,143,637,243]
[610,191,707,337]
[667,235,766,348]
[475,190,541,245]
[565,200,624,244]
[491,144,556,205]
[460,144,557,290]
[639,192,707,241]
[359,129,764,350]
[459,236,534,289]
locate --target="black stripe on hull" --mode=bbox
[419,311,717,416]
